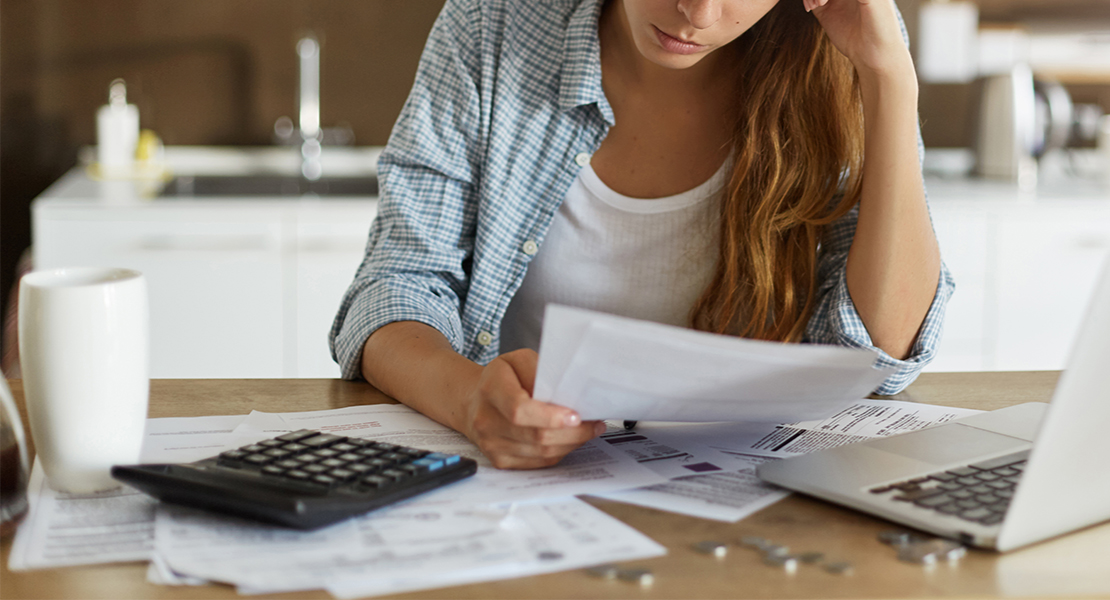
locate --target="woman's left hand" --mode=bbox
[805,0,915,81]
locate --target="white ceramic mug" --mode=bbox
[18,267,149,493]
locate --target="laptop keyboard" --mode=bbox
[868,450,1029,526]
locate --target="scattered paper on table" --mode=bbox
[589,400,982,522]
[234,404,669,506]
[153,496,665,598]
[7,414,247,571]
[534,304,894,422]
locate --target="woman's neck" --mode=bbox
[599,0,728,94]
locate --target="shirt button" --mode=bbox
[522,240,539,256]
[476,331,494,346]
[574,152,591,167]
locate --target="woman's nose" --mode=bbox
[677,0,722,30]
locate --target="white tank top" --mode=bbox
[499,159,729,353]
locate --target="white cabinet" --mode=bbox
[929,195,1110,372]
[31,151,379,379]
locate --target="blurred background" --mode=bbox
[2,0,1109,378]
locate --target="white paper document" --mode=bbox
[7,414,247,571]
[153,495,665,598]
[590,400,982,522]
[534,305,894,422]
[233,404,668,506]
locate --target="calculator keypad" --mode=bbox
[219,429,462,491]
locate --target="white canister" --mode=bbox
[96,79,140,174]
[18,267,149,493]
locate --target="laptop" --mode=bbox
[757,256,1110,552]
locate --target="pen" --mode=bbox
[623,420,637,430]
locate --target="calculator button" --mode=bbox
[281,443,308,453]
[261,466,285,476]
[331,443,358,453]
[241,444,268,454]
[263,449,292,458]
[296,454,322,464]
[426,453,459,466]
[361,475,391,489]
[412,457,444,472]
[311,475,339,487]
[382,452,409,462]
[367,458,394,469]
[320,458,346,468]
[343,439,371,447]
[399,448,429,458]
[219,450,248,462]
[356,448,382,457]
[313,449,340,458]
[259,439,285,447]
[274,459,303,469]
[243,454,274,465]
[348,464,375,474]
[337,453,362,462]
[373,443,398,451]
[302,464,329,474]
[328,469,356,480]
[284,470,310,480]
[380,469,407,482]
[301,434,345,447]
[277,429,319,442]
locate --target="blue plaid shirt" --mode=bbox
[330,0,955,395]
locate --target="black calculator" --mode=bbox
[111,429,478,529]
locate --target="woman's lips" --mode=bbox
[653,25,706,55]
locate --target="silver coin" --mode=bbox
[799,551,825,564]
[763,554,799,573]
[878,530,921,546]
[764,544,791,557]
[898,539,967,564]
[739,536,770,548]
[693,540,728,557]
[617,568,655,586]
[824,561,855,575]
[585,564,619,579]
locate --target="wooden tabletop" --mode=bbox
[3,372,1108,599]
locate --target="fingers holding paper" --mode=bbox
[466,349,603,469]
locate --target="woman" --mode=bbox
[331,0,953,469]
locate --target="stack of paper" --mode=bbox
[535,305,895,422]
[8,399,980,597]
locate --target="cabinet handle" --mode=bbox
[137,234,276,252]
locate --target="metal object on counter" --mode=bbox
[585,564,620,579]
[617,568,655,586]
[693,541,728,558]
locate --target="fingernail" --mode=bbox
[594,422,607,436]
[563,413,581,427]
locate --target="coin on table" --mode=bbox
[898,539,967,564]
[585,564,620,579]
[617,568,655,586]
[824,561,855,575]
[878,530,921,546]
[764,544,791,557]
[739,536,770,549]
[799,552,825,564]
[763,554,799,574]
[693,541,728,557]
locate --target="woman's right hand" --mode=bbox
[463,349,605,469]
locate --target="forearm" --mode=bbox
[360,321,482,435]
[846,70,941,359]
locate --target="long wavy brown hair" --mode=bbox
[690,0,865,342]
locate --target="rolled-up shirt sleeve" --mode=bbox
[330,0,484,380]
[805,204,956,395]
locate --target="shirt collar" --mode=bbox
[557,0,614,124]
